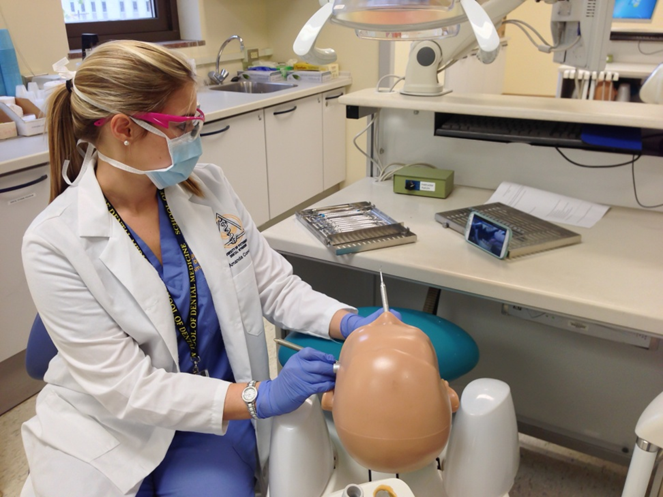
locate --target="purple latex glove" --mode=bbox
[340,308,402,339]
[255,347,336,419]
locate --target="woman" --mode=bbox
[20,40,386,497]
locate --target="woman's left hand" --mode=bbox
[255,347,336,419]
[339,308,402,339]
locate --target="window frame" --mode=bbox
[65,0,180,50]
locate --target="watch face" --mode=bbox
[243,387,257,403]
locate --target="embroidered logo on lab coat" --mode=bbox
[216,214,249,268]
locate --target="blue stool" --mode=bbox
[26,314,57,380]
[278,307,479,381]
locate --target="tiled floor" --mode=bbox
[0,320,650,497]
[0,394,33,497]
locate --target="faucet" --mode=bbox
[208,35,245,85]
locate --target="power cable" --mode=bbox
[638,41,663,56]
[555,148,663,208]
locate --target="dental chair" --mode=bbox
[271,308,523,497]
[278,306,480,382]
[26,311,520,496]
[28,306,480,383]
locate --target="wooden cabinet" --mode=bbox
[322,89,347,190]
[200,110,270,227]
[265,94,324,218]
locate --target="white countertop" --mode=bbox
[263,178,663,338]
[0,75,352,176]
[0,134,50,175]
[339,88,663,129]
[199,75,351,122]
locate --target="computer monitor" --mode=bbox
[613,0,659,22]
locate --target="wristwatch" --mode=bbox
[242,380,259,420]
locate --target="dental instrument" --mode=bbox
[379,270,389,314]
[275,338,340,373]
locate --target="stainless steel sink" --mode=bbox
[209,81,297,94]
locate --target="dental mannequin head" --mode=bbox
[322,311,459,473]
[47,40,201,201]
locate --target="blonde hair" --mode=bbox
[48,40,203,201]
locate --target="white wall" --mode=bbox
[265,0,381,186]
[502,1,558,96]
[0,0,69,77]
[193,0,270,78]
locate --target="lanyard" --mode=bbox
[105,190,206,375]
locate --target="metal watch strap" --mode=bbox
[244,380,259,420]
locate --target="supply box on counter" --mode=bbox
[288,71,332,83]
[237,70,285,82]
[0,110,17,140]
[0,98,45,136]
[293,62,340,78]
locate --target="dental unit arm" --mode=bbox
[294,0,614,96]
[400,0,525,96]
[639,63,663,105]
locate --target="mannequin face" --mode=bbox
[322,311,459,474]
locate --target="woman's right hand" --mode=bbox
[255,348,336,418]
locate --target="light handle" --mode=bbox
[293,1,337,65]
[459,0,501,63]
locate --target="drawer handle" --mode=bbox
[0,174,48,194]
[325,93,343,100]
[200,125,230,137]
[273,106,297,116]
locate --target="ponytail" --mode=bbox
[47,84,80,202]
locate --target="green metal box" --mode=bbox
[393,166,454,199]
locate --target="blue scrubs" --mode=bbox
[131,197,257,497]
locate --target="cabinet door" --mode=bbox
[322,89,347,189]
[265,95,323,217]
[0,165,50,362]
[200,110,270,227]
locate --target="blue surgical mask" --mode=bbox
[97,119,203,190]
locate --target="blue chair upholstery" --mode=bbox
[25,314,57,380]
[278,307,479,381]
[29,308,480,382]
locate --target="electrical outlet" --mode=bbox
[246,48,260,66]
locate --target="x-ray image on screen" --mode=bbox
[613,0,658,21]
[467,216,508,258]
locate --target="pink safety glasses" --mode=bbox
[94,108,206,138]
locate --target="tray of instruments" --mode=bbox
[296,201,417,255]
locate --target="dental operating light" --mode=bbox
[294,0,505,95]
[295,0,617,96]
[330,0,463,40]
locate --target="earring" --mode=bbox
[123,140,130,146]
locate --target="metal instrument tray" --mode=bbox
[296,201,417,255]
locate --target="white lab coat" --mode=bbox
[20,161,351,496]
